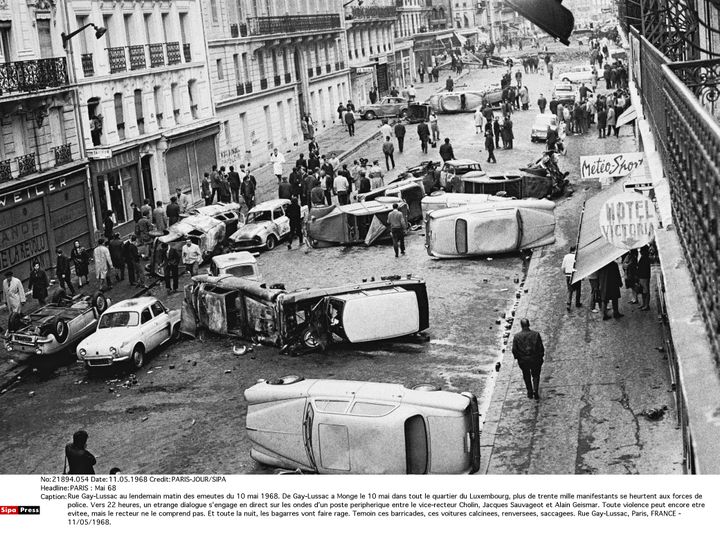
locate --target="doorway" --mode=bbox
[141,155,155,205]
[37,19,52,58]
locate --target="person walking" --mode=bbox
[429,112,440,143]
[446,75,454,92]
[380,120,393,142]
[93,239,113,290]
[3,270,26,315]
[286,196,304,249]
[28,262,49,305]
[344,109,356,136]
[562,246,581,310]
[520,86,530,111]
[512,318,545,400]
[394,120,406,153]
[64,430,96,475]
[166,196,181,226]
[387,203,407,257]
[407,84,416,102]
[382,136,395,171]
[599,259,624,320]
[337,102,346,128]
[474,107,484,134]
[638,245,652,310]
[241,169,257,211]
[56,248,76,296]
[537,93,547,113]
[333,170,350,205]
[417,120,430,154]
[181,239,202,277]
[71,241,89,287]
[270,148,285,182]
[108,233,125,282]
[228,166,241,203]
[439,138,455,163]
[493,117,501,148]
[485,129,497,163]
[153,201,168,233]
[161,242,180,294]
[502,116,514,149]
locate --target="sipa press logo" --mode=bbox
[0,506,41,515]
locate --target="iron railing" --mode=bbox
[107,47,127,74]
[260,78,268,90]
[244,81,253,94]
[284,72,291,83]
[273,75,281,86]
[230,23,239,37]
[315,65,322,76]
[128,45,146,70]
[247,14,341,36]
[237,82,245,96]
[0,57,69,94]
[350,6,397,19]
[166,42,181,65]
[53,143,72,166]
[149,43,165,67]
[17,153,37,177]
[0,159,11,183]
[183,43,192,63]
[81,53,94,77]
[667,58,720,120]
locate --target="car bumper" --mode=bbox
[5,337,57,355]
[231,239,265,250]
[79,355,131,367]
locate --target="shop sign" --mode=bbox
[598,192,657,249]
[87,148,113,160]
[0,178,67,210]
[580,152,644,180]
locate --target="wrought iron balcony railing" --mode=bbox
[284,72,291,83]
[149,43,165,68]
[273,75,281,86]
[0,57,69,95]
[128,45,146,70]
[230,23,239,38]
[17,152,37,177]
[81,53,94,77]
[247,14,341,36]
[260,78,268,90]
[236,82,245,96]
[244,81,253,94]
[53,143,72,166]
[166,42,181,65]
[0,159,11,184]
[107,47,127,74]
[183,43,192,63]
[350,6,397,19]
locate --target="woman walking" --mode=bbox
[28,261,49,305]
[71,240,89,287]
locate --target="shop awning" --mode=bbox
[616,106,638,127]
[570,178,627,284]
[453,32,468,46]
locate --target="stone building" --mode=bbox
[0,0,93,282]
[64,0,218,236]
[202,0,350,172]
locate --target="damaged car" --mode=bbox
[245,378,481,474]
[228,199,308,251]
[180,275,429,354]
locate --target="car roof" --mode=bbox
[106,297,158,311]
[249,199,290,212]
[192,203,241,216]
[444,159,481,168]
[212,251,257,267]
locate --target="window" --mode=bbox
[210,0,219,24]
[74,17,88,54]
[171,83,180,123]
[154,86,164,127]
[241,53,249,81]
[124,14,133,46]
[179,13,188,45]
[216,58,224,80]
[99,311,139,328]
[188,79,198,119]
[455,218,468,255]
[36,18,52,58]
[224,120,231,145]
[256,51,265,78]
[271,49,278,77]
[350,402,395,416]
[161,12,170,42]
[404,415,428,474]
[133,89,144,134]
[233,54,240,82]
[49,107,67,147]
[140,308,152,324]
[114,93,125,140]
[103,15,112,47]
[239,112,250,150]
[143,14,152,43]
[150,302,165,316]
[0,24,11,62]
[314,400,350,413]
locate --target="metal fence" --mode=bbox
[247,14,341,36]
[0,57,69,94]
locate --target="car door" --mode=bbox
[275,206,290,238]
[378,98,392,117]
[138,307,156,348]
[150,301,173,345]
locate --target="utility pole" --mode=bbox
[487,0,496,43]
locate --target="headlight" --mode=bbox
[5,344,13,352]
[109,346,117,355]
[78,348,86,357]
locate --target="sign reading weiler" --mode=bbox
[599,193,657,250]
[580,152,645,180]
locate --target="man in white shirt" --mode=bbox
[3,271,26,314]
[561,245,581,311]
[333,172,350,205]
[380,120,393,141]
[181,239,202,277]
[368,160,384,190]
[175,187,191,214]
[271,148,285,182]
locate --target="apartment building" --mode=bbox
[450,1,477,30]
[202,0,350,171]
[0,0,92,282]
[64,0,217,236]
[345,2,397,104]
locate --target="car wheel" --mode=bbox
[562,77,571,83]
[399,108,407,118]
[306,237,318,248]
[171,323,180,342]
[266,235,277,251]
[364,111,376,120]
[132,345,145,369]
[53,318,69,344]
[92,291,108,314]
[412,384,440,392]
[303,329,320,349]
[267,375,304,386]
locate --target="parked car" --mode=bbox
[421,192,512,220]
[245,378,481,474]
[357,96,410,120]
[4,291,108,356]
[556,66,595,84]
[306,198,410,247]
[530,113,558,142]
[427,87,502,113]
[209,251,262,282]
[425,200,557,258]
[228,199,308,251]
[552,82,576,104]
[181,275,429,353]
[76,297,181,369]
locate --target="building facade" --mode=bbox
[345,2,397,104]
[449,1,476,30]
[64,0,218,237]
[0,0,93,283]
[202,0,350,172]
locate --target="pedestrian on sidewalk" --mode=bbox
[28,262,49,305]
[228,166,241,203]
[408,84,416,102]
[64,430,96,475]
[161,242,180,294]
[474,107,484,134]
[638,245,652,310]
[167,197,181,226]
[418,64,425,83]
[109,233,125,282]
[94,239,113,290]
[388,204,407,258]
[241,169,257,211]
[622,249,640,304]
[493,117,502,148]
[309,137,320,157]
[446,76,454,92]
[286,197,304,249]
[520,86,530,110]
[502,116,514,149]
[538,94,547,113]
[271,148,285,182]
[56,248,75,296]
[599,259,624,320]
[597,106,607,138]
[380,119,393,141]
[512,318,545,400]
[337,102,346,128]
[562,246,581,310]
[344,109,356,136]
[333,170,350,205]
[382,137,395,171]
[201,173,212,206]
[429,112,440,143]
[417,120,430,154]
[394,120,406,152]
[439,138,455,162]
[182,239,202,277]
[71,241,89,288]
[485,130,497,163]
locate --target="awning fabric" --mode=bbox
[616,106,638,127]
[570,178,627,284]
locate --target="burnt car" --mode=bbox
[180,275,429,354]
[4,291,109,356]
[427,87,503,113]
[359,179,425,223]
[245,378,481,474]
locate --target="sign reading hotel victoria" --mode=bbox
[599,193,658,250]
[580,152,645,180]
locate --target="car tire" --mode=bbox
[131,345,145,369]
[53,318,69,344]
[267,375,304,386]
[364,111,376,120]
[562,77,571,83]
[399,108,408,118]
[306,237,318,248]
[171,323,180,342]
[92,292,108,314]
[266,235,277,251]
[7,312,23,332]
[412,384,440,392]
[303,329,320,349]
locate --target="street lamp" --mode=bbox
[61,23,107,50]
[343,0,363,7]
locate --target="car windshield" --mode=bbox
[224,265,256,277]
[247,210,272,223]
[98,311,139,329]
[454,164,482,175]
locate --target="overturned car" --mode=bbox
[180,275,429,354]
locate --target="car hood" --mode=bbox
[458,172,487,182]
[78,328,140,353]
[230,222,271,241]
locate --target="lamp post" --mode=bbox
[61,23,107,50]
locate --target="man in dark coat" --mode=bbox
[302,170,317,207]
[537,94,547,113]
[344,109,356,137]
[445,76,454,91]
[228,166,241,203]
[394,120,406,153]
[55,248,75,295]
[108,233,125,281]
[485,130,496,163]
[512,318,545,399]
[166,196,181,225]
[65,430,96,475]
[502,116,514,149]
[286,196,303,249]
[161,242,181,293]
[417,121,430,154]
[599,260,624,320]
[493,118,502,148]
[278,177,293,200]
[439,138,455,162]
[241,170,257,211]
[549,98,559,116]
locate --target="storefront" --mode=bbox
[0,162,93,283]
[165,125,219,205]
[350,66,376,106]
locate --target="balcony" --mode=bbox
[349,6,397,20]
[0,57,69,95]
[128,45,146,70]
[149,43,165,68]
[166,42,181,65]
[52,143,72,166]
[260,78,268,90]
[284,72,291,83]
[273,75,281,86]
[183,43,192,63]
[81,53,94,77]
[326,63,331,73]
[17,153,37,177]
[107,47,127,74]
[236,82,245,96]
[247,14,341,36]
[0,160,11,184]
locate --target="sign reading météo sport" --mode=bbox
[598,192,657,250]
[580,152,644,180]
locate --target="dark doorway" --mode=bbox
[141,155,154,205]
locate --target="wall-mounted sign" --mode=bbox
[580,152,644,180]
[87,148,113,160]
[598,192,657,250]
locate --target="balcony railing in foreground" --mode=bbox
[0,145,74,183]
[0,57,69,95]
[247,14,341,36]
[350,6,397,19]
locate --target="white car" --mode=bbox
[531,113,558,142]
[77,297,181,369]
[556,65,595,84]
[209,251,262,282]
[229,198,308,251]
